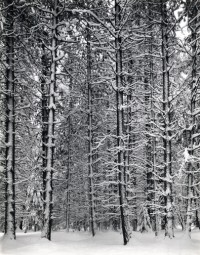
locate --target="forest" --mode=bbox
[0,0,200,252]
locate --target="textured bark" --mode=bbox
[41,43,48,228]
[4,0,16,240]
[41,1,57,240]
[115,0,129,245]
[149,1,158,236]
[86,22,95,237]
[185,1,198,238]
[161,0,173,238]
[125,92,132,200]
[144,68,153,223]
[66,83,72,232]
[65,167,70,232]
[151,84,158,236]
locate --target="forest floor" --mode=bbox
[0,228,200,255]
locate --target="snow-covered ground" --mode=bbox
[0,229,200,255]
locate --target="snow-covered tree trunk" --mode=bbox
[185,1,198,238]
[161,0,173,238]
[86,22,95,237]
[65,156,70,232]
[144,63,153,226]
[115,0,129,245]
[41,43,48,228]
[41,0,58,240]
[151,84,158,236]
[125,91,132,201]
[66,79,72,232]
[4,0,16,240]
[149,4,158,235]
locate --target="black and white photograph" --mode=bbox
[0,0,200,254]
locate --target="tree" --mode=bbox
[39,0,59,240]
[115,0,129,245]
[160,0,174,238]
[3,0,16,240]
[184,0,200,238]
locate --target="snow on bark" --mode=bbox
[86,21,96,237]
[184,148,190,162]
[41,0,58,240]
[161,1,174,239]
[4,0,16,241]
[185,1,198,239]
[115,0,130,245]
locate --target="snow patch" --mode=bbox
[184,148,190,162]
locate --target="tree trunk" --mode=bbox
[115,0,129,245]
[41,43,48,235]
[41,1,57,240]
[86,22,95,237]
[66,76,73,232]
[148,1,158,235]
[65,125,71,232]
[161,0,173,238]
[144,68,153,227]
[4,0,16,240]
[185,1,198,238]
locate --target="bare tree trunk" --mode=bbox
[115,0,129,245]
[86,22,95,237]
[4,0,16,240]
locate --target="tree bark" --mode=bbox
[4,0,16,240]
[161,0,173,238]
[41,43,48,234]
[86,22,95,237]
[41,0,58,240]
[185,0,198,238]
[115,0,129,245]
[149,1,158,236]
[66,75,73,232]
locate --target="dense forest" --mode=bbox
[0,0,200,246]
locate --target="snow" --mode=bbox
[1,229,200,255]
[184,148,190,162]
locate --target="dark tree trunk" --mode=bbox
[86,22,95,237]
[148,1,158,236]
[41,43,48,233]
[41,0,58,240]
[115,0,129,245]
[185,0,198,238]
[4,0,16,240]
[66,75,73,232]
[161,0,173,238]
